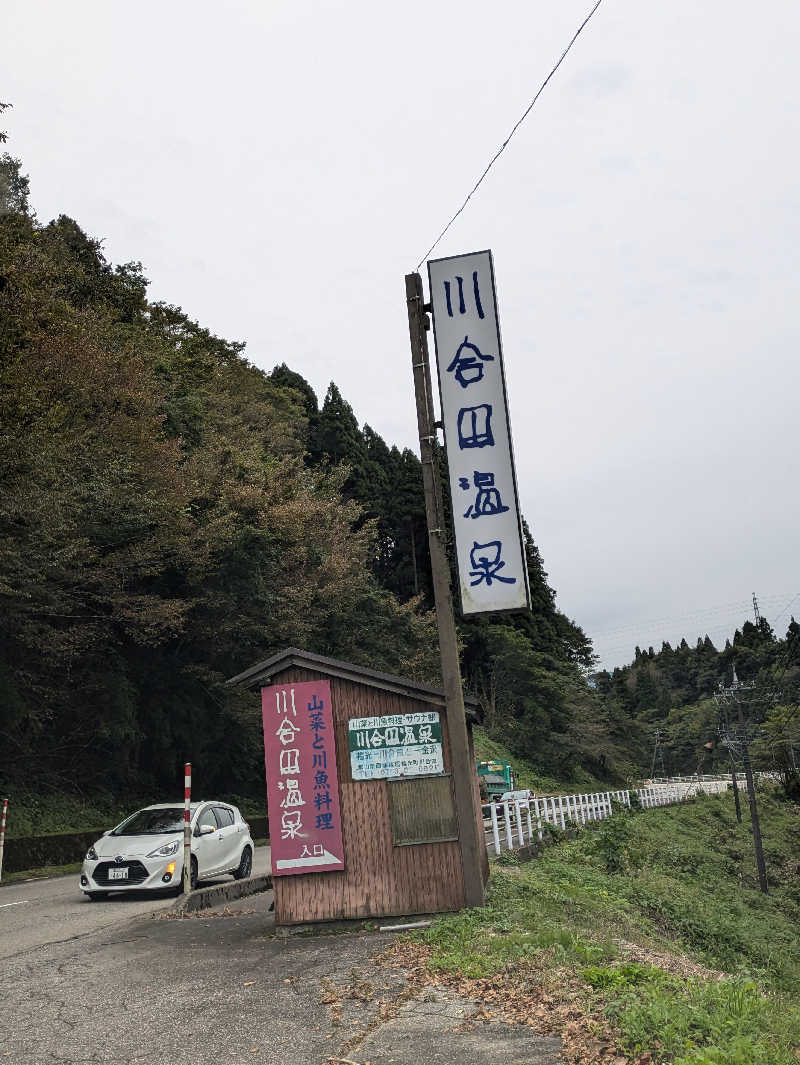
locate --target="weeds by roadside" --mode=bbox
[402,791,800,1064]
[0,861,81,884]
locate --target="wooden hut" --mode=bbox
[228,648,489,924]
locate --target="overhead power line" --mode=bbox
[591,593,797,643]
[415,0,606,269]
[589,594,800,668]
[772,592,800,628]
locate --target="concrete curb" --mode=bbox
[172,873,272,914]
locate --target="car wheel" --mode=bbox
[86,892,107,902]
[233,846,252,881]
[190,855,199,892]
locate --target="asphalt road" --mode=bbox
[0,887,561,1065]
[0,843,564,1064]
[0,844,271,961]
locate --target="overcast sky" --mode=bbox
[4,0,799,668]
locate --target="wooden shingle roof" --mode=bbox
[227,647,481,724]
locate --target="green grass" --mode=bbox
[416,789,800,1064]
[0,862,82,885]
[0,790,141,838]
[0,788,267,838]
[472,726,607,793]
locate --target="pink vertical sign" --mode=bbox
[261,679,345,876]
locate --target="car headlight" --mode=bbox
[86,846,99,861]
[146,839,180,858]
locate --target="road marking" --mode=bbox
[0,900,30,909]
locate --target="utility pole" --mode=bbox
[720,711,745,826]
[715,668,767,892]
[720,731,743,824]
[405,272,485,909]
[736,696,768,892]
[716,696,743,823]
[650,729,666,778]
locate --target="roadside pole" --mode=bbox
[716,676,768,893]
[720,703,743,823]
[0,798,7,883]
[736,701,768,893]
[405,272,485,909]
[183,763,192,894]
[728,748,743,824]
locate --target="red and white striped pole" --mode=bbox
[0,798,8,883]
[182,764,192,894]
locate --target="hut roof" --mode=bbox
[227,647,482,724]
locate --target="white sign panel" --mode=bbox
[348,712,444,780]
[428,250,530,615]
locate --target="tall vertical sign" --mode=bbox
[262,679,345,876]
[428,250,530,615]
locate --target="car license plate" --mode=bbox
[108,867,128,880]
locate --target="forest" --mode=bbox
[2,136,798,804]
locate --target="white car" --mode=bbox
[80,801,254,900]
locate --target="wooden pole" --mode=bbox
[405,271,485,909]
[722,704,743,823]
[728,749,743,824]
[736,701,768,894]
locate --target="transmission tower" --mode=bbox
[753,592,761,625]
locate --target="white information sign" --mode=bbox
[348,712,444,780]
[427,250,530,614]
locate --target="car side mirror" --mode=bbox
[197,824,215,836]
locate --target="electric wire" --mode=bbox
[415,0,605,270]
[771,591,800,629]
[591,592,800,669]
[592,593,796,642]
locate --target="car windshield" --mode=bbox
[112,808,184,835]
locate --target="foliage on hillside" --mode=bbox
[407,789,800,1064]
[0,152,442,797]
[4,135,795,803]
[595,616,800,787]
[0,146,615,799]
[472,726,608,794]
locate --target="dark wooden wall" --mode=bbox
[270,666,485,923]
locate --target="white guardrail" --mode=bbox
[481,778,729,857]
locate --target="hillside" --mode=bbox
[0,145,609,801]
[2,136,798,806]
[596,620,800,789]
[397,788,800,1064]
